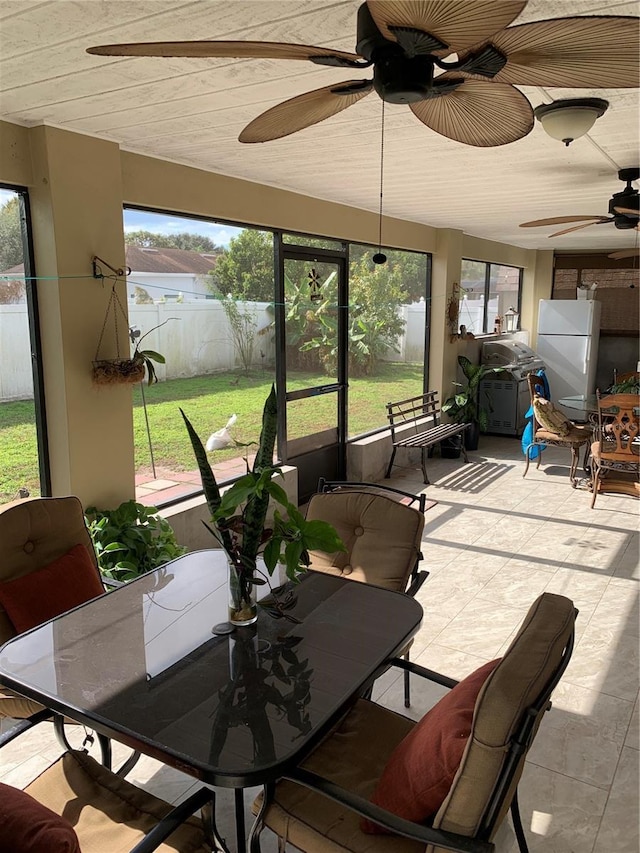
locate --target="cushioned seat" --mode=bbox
[305,490,425,592]
[523,374,590,487]
[0,496,132,771]
[305,483,427,707]
[250,592,576,853]
[1,750,212,853]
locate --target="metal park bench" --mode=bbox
[386,391,470,483]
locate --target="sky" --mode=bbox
[0,188,16,206]
[1,188,242,248]
[123,208,242,248]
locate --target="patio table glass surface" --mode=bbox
[558,394,598,414]
[0,550,423,788]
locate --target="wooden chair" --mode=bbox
[306,480,428,707]
[590,391,640,507]
[249,593,576,853]
[523,374,590,487]
[0,749,214,853]
[0,496,137,773]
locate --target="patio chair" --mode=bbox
[306,480,427,707]
[0,749,214,853]
[523,373,591,487]
[590,391,640,508]
[0,495,137,773]
[249,592,577,853]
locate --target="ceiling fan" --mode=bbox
[86,1,639,147]
[520,168,640,257]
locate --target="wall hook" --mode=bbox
[92,255,131,279]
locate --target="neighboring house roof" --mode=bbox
[125,246,219,275]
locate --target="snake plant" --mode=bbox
[181,385,344,586]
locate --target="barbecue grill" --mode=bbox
[480,340,545,436]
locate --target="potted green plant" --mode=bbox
[181,385,345,626]
[93,324,167,386]
[442,355,502,451]
[85,499,187,582]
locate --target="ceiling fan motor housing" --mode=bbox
[372,52,436,103]
[610,168,640,227]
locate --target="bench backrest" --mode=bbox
[386,391,441,439]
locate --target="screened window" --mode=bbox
[123,208,431,504]
[460,259,522,334]
[347,245,430,438]
[0,185,48,506]
[123,207,277,507]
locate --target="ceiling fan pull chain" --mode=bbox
[373,100,387,265]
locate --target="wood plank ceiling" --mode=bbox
[1,0,638,252]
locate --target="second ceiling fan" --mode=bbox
[86,1,639,148]
[520,168,640,259]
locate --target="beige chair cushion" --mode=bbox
[430,593,575,850]
[253,700,424,852]
[305,492,424,592]
[0,496,99,646]
[24,750,210,853]
[0,686,45,720]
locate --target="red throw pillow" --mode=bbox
[0,544,104,633]
[0,782,81,852]
[362,658,501,833]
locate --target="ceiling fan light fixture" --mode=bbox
[534,98,609,146]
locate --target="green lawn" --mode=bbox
[0,362,424,500]
[0,399,41,503]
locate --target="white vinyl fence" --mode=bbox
[1,300,427,402]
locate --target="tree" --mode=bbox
[125,230,220,253]
[350,245,428,304]
[347,251,407,374]
[0,197,23,272]
[210,229,274,301]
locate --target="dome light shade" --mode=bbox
[534,98,609,146]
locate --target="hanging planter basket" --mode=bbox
[93,286,146,386]
[92,356,146,385]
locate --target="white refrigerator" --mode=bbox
[536,299,601,422]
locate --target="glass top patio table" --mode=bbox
[0,549,423,789]
[558,394,599,414]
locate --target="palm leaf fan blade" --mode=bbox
[608,249,640,259]
[520,216,609,227]
[548,221,605,238]
[367,0,526,54]
[86,40,363,65]
[463,17,640,87]
[410,79,533,146]
[239,80,373,143]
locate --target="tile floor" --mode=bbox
[1,436,638,852]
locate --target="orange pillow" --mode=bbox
[362,658,500,833]
[0,544,104,634]
[0,782,81,852]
